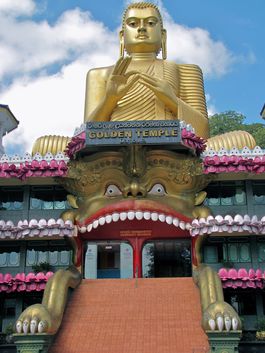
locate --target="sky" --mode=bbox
[1,0,264,154]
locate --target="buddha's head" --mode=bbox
[120,2,167,58]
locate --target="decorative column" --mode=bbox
[13,334,53,353]
[206,331,241,353]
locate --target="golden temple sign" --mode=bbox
[85,120,181,148]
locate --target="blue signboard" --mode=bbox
[85,120,181,148]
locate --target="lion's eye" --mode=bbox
[148,183,166,196]
[105,185,122,197]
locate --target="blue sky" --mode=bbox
[1,0,264,154]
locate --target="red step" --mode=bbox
[50,278,209,353]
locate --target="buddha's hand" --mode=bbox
[106,57,139,103]
[15,304,55,334]
[202,301,241,332]
[139,73,178,114]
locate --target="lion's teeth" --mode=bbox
[105,215,112,223]
[185,223,191,230]
[127,211,135,220]
[93,220,99,229]
[143,212,151,220]
[179,221,186,230]
[166,216,173,225]
[80,211,188,232]
[136,211,143,220]
[120,212,127,221]
[99,217,106,226]
[158,214,166,222]
[173,218,179,227]
[150,212,158,221]
[112,213,120,222]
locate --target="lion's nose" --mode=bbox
[125,182,146,198]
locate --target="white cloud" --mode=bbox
[206,94,217,117]
[2,53,117,153]
[0,0,35,17]
[0,0,239,154]
[0,7,117,81]
[157,4,234,77]
[166,23,234,77]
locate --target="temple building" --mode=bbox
[1,110,265,353]
[0,105,19,157]
[1,3,265,353]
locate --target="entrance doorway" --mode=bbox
[142,239,192,278]
[97,243,120,278]
[84,241,133,279]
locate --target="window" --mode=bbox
[225,290,257,315]
[26,242,72,267]
[0,187,24,211]
[22,293,42,311]
[257,238,265,262]
[262,292,265,315]
[203,237,251,264]
[253,181,265,205]
[30,186,70,210]
[0,297,17,332]
[0,249,20,267]
[203,237,225,263]
[142,239,192,278]
[2,299,16,317]
[204,181,246,206]
[226,242,251,263]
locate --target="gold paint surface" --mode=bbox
[207,130,256,151]
[16,267,81,334]
[59,148,211,224]
[194,265,242,331]
[32,135,71,155]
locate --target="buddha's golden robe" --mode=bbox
[110,59,209,138]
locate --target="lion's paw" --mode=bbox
[202,301,241,332]
[15,304,53,334]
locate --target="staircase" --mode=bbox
[50,278,209,353]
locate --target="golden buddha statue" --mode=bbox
[32,2,255,155]
[84,2,209,139]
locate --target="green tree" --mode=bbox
[244,123,265,148]
[209,111,265,148]
[209,111,245,136]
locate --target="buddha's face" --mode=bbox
[122,7,164,54]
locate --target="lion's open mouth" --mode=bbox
[76,200,192,238]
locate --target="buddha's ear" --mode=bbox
[67,194,78,209]
[195,191,207,206]
[119,30,124,58]
[161,29,167,59]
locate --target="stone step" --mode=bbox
[50,278,209,353]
